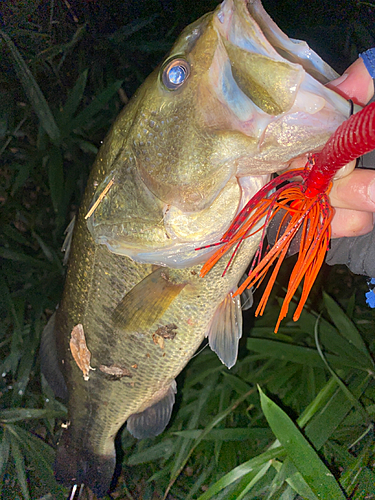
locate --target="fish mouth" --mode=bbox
[207,0,350,171]
[219,0,339,83]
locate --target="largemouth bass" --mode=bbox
[41,0,350,496]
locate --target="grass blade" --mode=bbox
[47,146,64,214]
[172,428,273,441]
[247,337,363,370]
[9,432,30,500]
[0,248,54,268]
[196,447,284,500]
[59,69,88,128]
[271,458,319,500]
[0,430,10,479]
[314,319,370,424]
[69,80,123,131]
[0,30,60,144]
[0,408,66,423]
[126,439,175,465]
[10,426,65,499]
[164,387,256,498]
[323,292,373,364]
[259,386,346,500]
[235,462,272,499]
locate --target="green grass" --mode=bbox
[1,0,375,498]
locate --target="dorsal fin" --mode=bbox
[206,292,243,369]
[127,381,177,439]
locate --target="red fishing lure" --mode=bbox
[200,102,375,332]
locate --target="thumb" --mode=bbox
[326,56,374,106]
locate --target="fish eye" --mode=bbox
[162,58,190,90]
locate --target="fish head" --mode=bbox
[128,0,349,212]
[86,0,350,266]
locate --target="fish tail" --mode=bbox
[55,429,115,498]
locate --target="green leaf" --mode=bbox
[172,427,273,441]
[272,459,318,500]
[0,30,61,144]
[0,247,54,268]
[78,140,98,154]
[184,363,223,389]
[304,372,370,450]
[0,408,66,423]
[0,430,10,479]
[259,387,346,499]
[314,320,370,423]
[196,447,284,500]
[323,293,373,365]
[297,377,338,428]
[127,439,175,465]
[108,15,159,43]
[12,327,40,406]
[185,458,216,500]
[11,163,30,196]
[169,378,217,481]
[38,25,86,64]
[327,442,375,498]
[340,434,372,493]
[2,224,34,248]
[9,426,65,499]
[47,146,64,213]
[69,80,123,131]
[247,337,363,370]
[9,432,30,500]
[236,462,272,499]
[59,69,88,126]
[165,385,256,498]
[32,232,54,263]
[222,373,253,397]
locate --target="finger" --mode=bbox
[326,58,374,106]
[329,168,375,212]
[331,208,374,238]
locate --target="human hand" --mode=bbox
[326,55,375,238]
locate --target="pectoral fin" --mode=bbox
[206,292,243,369]
[127,381,177,439]
[113,268,186,333]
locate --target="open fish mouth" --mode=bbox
[207,0,350,172]
[221,0,339,84]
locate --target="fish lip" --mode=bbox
[214,0,279,57]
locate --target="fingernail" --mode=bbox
[329,73,349,86]
[369,180,375,204]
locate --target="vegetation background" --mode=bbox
[1,0,375,498]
